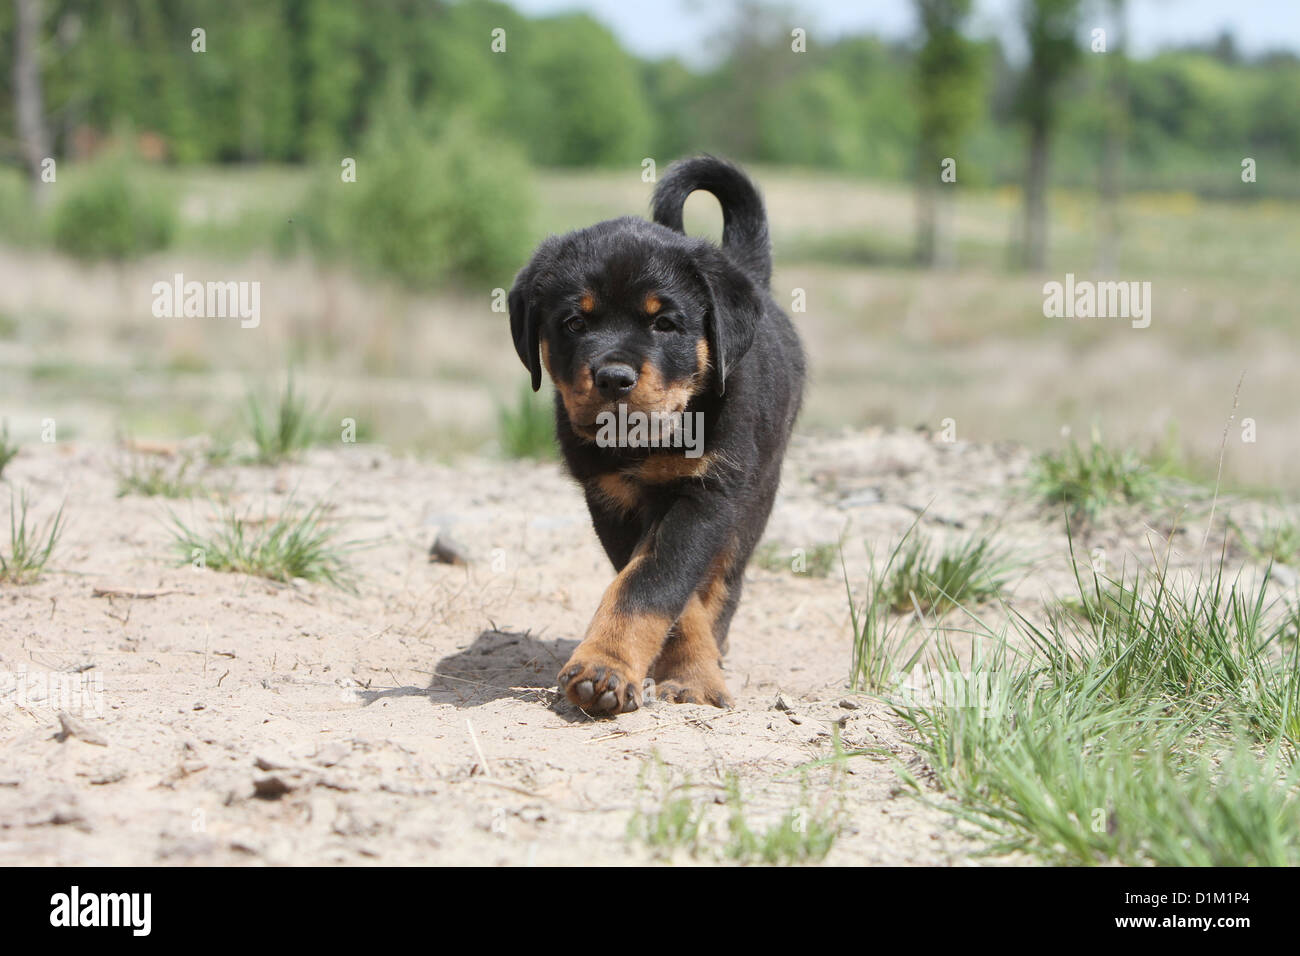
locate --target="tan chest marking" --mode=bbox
[589,451,712,516]
[634,452,712,484]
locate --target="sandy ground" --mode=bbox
[0,427,1285,865]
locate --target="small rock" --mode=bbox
[253,750,298,772]
[772,693,796,712]
[252,773,302,799]
[88,766,128,785]
[839,698,861,710]
[429,533,469,566]
[55,712,108,747]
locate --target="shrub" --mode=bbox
[1029,431,1161,522]
[0,167,44,246]
[51,155,176,261]
[297,114,534,288]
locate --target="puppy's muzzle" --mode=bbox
[594,362,638,400]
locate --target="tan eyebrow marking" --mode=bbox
[643,293,662,315]
[579,292,596,313]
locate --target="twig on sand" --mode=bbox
[92,587,185,599]
[586,711,721,743]
[466,718,492,778]
[473,778,545,799]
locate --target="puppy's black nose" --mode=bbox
[594,363,638,399]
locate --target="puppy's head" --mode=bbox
[510,217,761,438]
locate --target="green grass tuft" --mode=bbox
[627,759,841,865]
[1029,431,1161,522]
[497,382,555,460]
[116,453,202,499]
[883,533,1011,615]
[626,766,709,858]
[170,499,355,590]
[1232,515,1300,567]
[0,491,65,585]
[844,530,930,694]
[0,421,17,479]
[722,776,840,865]
[245,376,324,465]
[888,535,1300,865]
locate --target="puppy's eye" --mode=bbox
[564,316,587,334]
[652,315,678,333]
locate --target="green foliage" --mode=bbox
[1231,515,1300,567]
[297,108,534,288]
[51,154,175,261]
[511,14,653,167]
[0,422,17,479]
[0,491,64,585]
[0,167,44,246]
[4,0,1300,235]
[915,0,985,160]
[1029,432,1162,522]
[116,453,202,499]
[626,765,709,857]
[496,382,555,461]
[760,45,915,176]
[884,532,1011,614]
[722,776,840,865]
[627,759,841,864]
[893,549,1300,864]
[170,499,355,590]
[1015,0,1086,130]
[844,530,930,693]
[245,377,324,465]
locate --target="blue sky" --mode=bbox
[507,0,1300,65]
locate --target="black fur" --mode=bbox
[508,156,805,713]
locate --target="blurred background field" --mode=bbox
[0,0,1297,487]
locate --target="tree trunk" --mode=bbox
[13,0,51,204]
[916,172,938,267]
[1022,121,1050,270]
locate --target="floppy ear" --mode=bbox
[697,249,762,396]
[509,264,542,392]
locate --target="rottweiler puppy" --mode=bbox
[509,156,805,714]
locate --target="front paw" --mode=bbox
[651,676,733,708]
[557,652,643,715]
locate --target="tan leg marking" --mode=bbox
[558,549,673,714]
[650,552,734,707]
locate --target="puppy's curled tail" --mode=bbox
[652,156,772,288]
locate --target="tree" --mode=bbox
[1014,0,1083,270]
[913,0,983,267]
[12,0,51,201]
